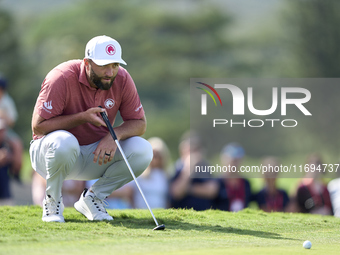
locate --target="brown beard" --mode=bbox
[89,66,115,90]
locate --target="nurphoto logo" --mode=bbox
[196,82,223,115]
[190,78,338,179]
[195,81,312,128]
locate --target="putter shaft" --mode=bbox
[99,108,162,228]
[115,141,160,226]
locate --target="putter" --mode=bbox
[99,107,165,231]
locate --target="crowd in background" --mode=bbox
[5,134,340,217]
[27,131,339,217]
[165,132,337,216]
[0,73,339,218]
[0,74,23,206]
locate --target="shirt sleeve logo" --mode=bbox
[135,104,143,112]
[104,98,115,109]
[42,100,53,113]
[44,101,53,110]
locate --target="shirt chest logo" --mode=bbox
[104,98,115,109]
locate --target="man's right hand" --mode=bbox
[32,107,108,137]
[83,107,107,127]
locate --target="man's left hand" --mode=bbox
[93,134,117,165]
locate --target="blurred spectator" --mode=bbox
[294,154,333,215]
[0,74,23,181]
[0,119,14,205]
[60,180,86,207]
[169,131,219,211]
[327,168,340,217]
[111,137,171,209]
[31,171,46,206]
[32,171,85,207]
[214,143,252,212]
[255,157,290,212]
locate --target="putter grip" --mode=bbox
[98,106,118,140]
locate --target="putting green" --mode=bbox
[0,206,339,255]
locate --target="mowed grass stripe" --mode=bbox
[0,206,340,255]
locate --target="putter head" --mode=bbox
[153,224,165,231]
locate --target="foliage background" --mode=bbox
[1,0,340,167]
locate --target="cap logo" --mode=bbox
[105,44,116,56]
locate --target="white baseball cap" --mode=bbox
[85,35,127,66]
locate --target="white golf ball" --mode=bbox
[303,240,312,249]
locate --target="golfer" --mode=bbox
[30,35,153,223]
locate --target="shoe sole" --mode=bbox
[42,216,65,223]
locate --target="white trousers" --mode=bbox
[29,130,153,201]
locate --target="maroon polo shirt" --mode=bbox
[33,59,144,145]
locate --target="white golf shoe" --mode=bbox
[42,195,65,223]
[74,189,113,221]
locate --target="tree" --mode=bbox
[0,8,30,143]
[0,9,19,77]
[278,0,340,159]
[284,0,340,77]
[18,0,233,156]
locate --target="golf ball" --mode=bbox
[303,240,312,249]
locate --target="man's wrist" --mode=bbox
[77,111,87,124]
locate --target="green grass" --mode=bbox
[1,207,340,255]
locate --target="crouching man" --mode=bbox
[30,35,153,222]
